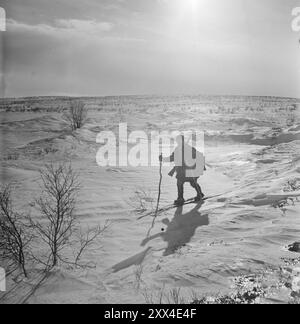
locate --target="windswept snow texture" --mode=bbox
[0,95,300,304]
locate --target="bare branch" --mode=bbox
[65,101,87,130]
[0,185,31,277]
[31,163,79,268]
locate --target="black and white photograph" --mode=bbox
[0,0,300,307]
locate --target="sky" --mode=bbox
[0,0,300,98]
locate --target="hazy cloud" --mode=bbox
[2,0,300,98]
[7,18,114,38]
[56,19,114,33]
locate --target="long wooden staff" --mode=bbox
[146,159,163,238]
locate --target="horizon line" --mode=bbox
[1,93,300,101]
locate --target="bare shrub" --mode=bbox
[73,222,110,268]
[273,178,300,214]
[166,288,185,304]
[287,114,296,127]
[129,188,155,214]
[134,264,144,291]
[143,284,265,305]
[284,179,300,192]
[3,152,19,161]
[272,199,291,216]
[31,163,80,268]
[30,163,108,270]
[0,186,31,277]
[142,286,187,304]
[142,289,155,304]
[142,285,166,304]
[65,101,87,130]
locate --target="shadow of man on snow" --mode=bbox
[141,202,209,256]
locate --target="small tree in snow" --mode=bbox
[66,101,87,130]
[0,186,31,277]
[31,163,108,270]
[32,163,79,268]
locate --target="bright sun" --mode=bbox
[165,0,204,41]
[185,0,199,11]
[177,0,204,13]
[161,0,218,45]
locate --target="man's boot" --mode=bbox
[174,198,185,206]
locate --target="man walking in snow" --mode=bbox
[159,134,205,206]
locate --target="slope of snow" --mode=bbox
[0,95,299,304]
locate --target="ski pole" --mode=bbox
[146,159,163,237]
[155,159,163,216]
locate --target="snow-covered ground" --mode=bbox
[0,95,300,304]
